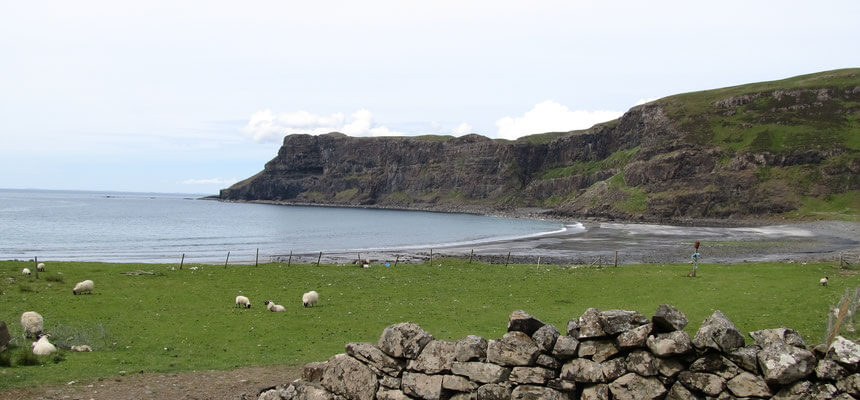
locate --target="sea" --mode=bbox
[0,189,564,264]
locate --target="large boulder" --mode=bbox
[401,372,443,400]
[345,342,405,376]
[692,310,744,353]
[608,373,667,400]
[378,323,434,359]
[321,354,378,400]
[758,342,817,386]
[407,340,456,374]
[599,309,650,335]
[507,310,545,336]
[450,361,511,384]
[486,331,540,366]
[454,335,487,362]
[652,304,688,332]
[646,331,693,357]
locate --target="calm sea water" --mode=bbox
[0,189,563,263]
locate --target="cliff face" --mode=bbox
[221,69,860,222]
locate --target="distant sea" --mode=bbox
[0,189,563,264]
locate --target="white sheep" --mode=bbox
[73,279,94,295]
[36,262,46,271]
[22,268,31,275]
[235,295,251,308]
[821,276,829,286]
[20,311,44,339]
[32,334,57,356]
[264,300,286,312]
[71,345,93,352]
[302,290,319,308]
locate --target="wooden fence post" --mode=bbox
[224,251,230,268]
[317,251,322,267]
[469,249,474,264]
[255,248,259,267]
[180,254,185,270]
[287,251,292,267]
[614,250,618,267]
[394,255,399,268]
[34,256,39,279]
[504,252,511,267]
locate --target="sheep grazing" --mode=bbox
[71,345,93,352]
[36,262,46,271]
[821,276,829,286]
[302,291,319,308]
[264,300,286,312]
[235,295,251,308]
[73,279,94,295]
[22,268,31,275]
[20,311,44,339]
[32,334,57,356]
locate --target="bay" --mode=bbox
[0,189,563,264]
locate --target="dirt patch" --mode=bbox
[0,365,301,400]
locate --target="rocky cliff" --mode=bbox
[221,69,860,222]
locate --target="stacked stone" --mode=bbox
[255,306,860,400]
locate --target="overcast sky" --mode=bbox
[2,1,858,194]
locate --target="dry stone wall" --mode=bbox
[253,306,860,400]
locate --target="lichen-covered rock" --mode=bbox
[566,318,581,337]
[535,353,559,370]
[407,340,456,374]
[578,339,619,362]
[646,330,693,357]
[689,353,740,380]
[509,366,557,385]
[320,354,377,400]
[580,383,610,400]
[442,374,478,392]
[726,345,760,373]
[531,324,559,352]
[401,372,443,400]
[677,371,726,396]
[657,357,685,378]
[758,342,817,386]
[579,308,606,339]
[599,309,650,335]
[692,310,745,353]
[486,331,540,366]
[616,323,652,349]
[276,381,340,400]
[560,358,605,383]
[665,381,704,400]
[454,335,487,362]
[450,361,511,384]
[811,382,840,399]
[750,327,806,348]
[379,375,401,389]
[476,383,511,400]
[551,335,579,360]
[510,385,566,400]
[836,373,860,396]
[601,357,627,382]
[378,323,434,359]
[608,373,667,400]
[652,304,688,332]
[816,358,849,381]
[626,350,659,376]
[376,388,411,400]
[507,310,545,336]
[828,336,860,366]
[302,361,327,383]
[346,342,405,377]
[772,380,813,400]
[547,378,577,393]
[726,371,772,398]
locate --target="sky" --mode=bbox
[1,1,858,195]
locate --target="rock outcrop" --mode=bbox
[252,306,860,400]
[221,70,860,222]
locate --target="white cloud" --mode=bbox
[243,109,404,142]
[182,178,238,185]
[494,101,623,140]
[452,123,473,136]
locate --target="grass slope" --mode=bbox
[1,259,857,390]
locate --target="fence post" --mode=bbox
[317,251,322,267]
[614,250,618,267]
[394,255,399,267]
[255,248,259,267]
[469,249,474,264]
[504,252,511,267]
[288,251,292,267]
[225,251,230,268]
[180,254,185,270]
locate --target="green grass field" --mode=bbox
[0,259,856,390]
